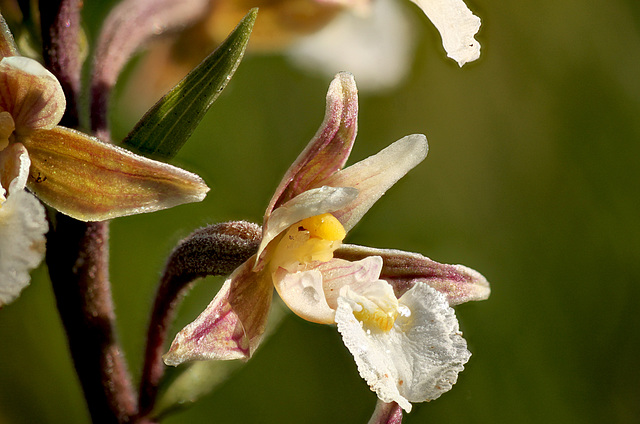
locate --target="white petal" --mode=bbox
[256,186,358,266]
[335,282,470,411]
[273,267,335,324]
[316,256,383,309]
[0,187,47,307]
[323,134,427,232]
[273,256,384,324]
[410,0,481,66]
[287,0,417,91]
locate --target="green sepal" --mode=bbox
[122,8,257,160]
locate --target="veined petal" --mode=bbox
[265,72,358,217]
[0,148,47,306]
[0,14,18,59]
[257,185,358,266]
[273,267,334,324]
[335,244,490,305]
[410,0,481,66]
[0,142,28,194]
[164,257,273,364]
[336,282,470,411]
[272,256,383,324]
[23,126,209,221]
[0,56,65,133]
[324,134,427,231]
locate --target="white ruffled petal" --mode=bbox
[0,188,48,307]
[335,282,470,412]
[410,0,481,66]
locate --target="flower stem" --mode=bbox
[39,0,82,127]
[138,221,260,419]
[46,218,138,423]
[41,2,138,422]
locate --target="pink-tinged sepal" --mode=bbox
[335,244,490,305]
[265,72,358,218]
[0,56,66,133]
[164,258,273,365]
[324,134,428,231]
[367,400,403,424]
[0,13,18,59]
[23,126,209,221]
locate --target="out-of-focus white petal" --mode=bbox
[335,282,470,412]
[257,186,358,265]
[0,150,47,306]
[410,0,481,66]
[324,134,427,231]
[287,0,417,92]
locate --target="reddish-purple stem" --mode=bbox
[41,2,138,422]
[137,221,260,419]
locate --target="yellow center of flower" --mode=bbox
[355,307,399,332]
[269,213,346,272]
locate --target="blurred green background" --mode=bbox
[1,0,640,423]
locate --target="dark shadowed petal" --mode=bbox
[265,71,358,219]
[0,57,65,133]
[335,244,490,305]
[23,126,209,221]
[324,134,427,231]
[164,258,273,364]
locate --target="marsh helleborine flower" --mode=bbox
[164,72,490,411]
[0,16,209,307]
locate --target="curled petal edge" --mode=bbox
[335,244,490,305]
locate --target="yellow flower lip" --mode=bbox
[353,307,399,333]
[297,213,346,242]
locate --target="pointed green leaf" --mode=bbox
[122,8,257,160]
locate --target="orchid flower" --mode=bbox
[0,16,209,306]
[164,72,489,411]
